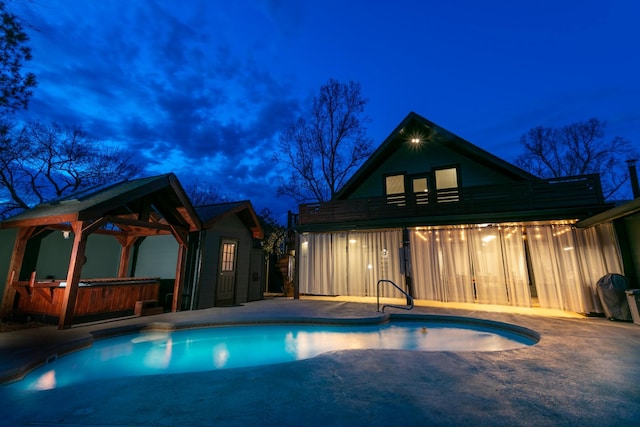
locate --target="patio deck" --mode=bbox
[1,297,639,426]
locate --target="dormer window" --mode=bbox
[385,174,406,206]
[385,167,459,206]
[412,177,429,205]
[435,167,459,202]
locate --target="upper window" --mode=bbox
[412,177,429,205]
[385,174,405,206]
[434,167,459,202]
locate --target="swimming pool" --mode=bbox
[9,317,538,391]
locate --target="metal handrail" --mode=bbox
[376,279,414,313]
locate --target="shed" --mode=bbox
[190,201,264,308]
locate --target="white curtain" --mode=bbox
[298,233,334,295]
[410,228,474,303]
[575,223,623,312]
[467,226,530,306]
[411,226,529,306]
[525,223,623,313]
[500,226,531,307]
[298,230,403,297]
[468,227,510,305]
[300,222,622,314]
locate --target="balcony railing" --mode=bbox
[299,174,605,225]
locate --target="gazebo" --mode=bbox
[0,173,201,329]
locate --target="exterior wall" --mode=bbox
[622,212,640,287]
[135,234,179,279]
[1,230,124,283]
[248,248,265,301]
[196,230,218,308]
[35,233,122,279]
[135,235,179,309]
[348,139,517,199]
[196,215,255,308]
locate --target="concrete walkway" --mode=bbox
[1,297,639,426]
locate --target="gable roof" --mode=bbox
[196,200,264,239]
[0,173,201,233]
[335,112,537,200]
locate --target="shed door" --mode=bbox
[217,240,237,305]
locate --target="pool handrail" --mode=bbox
[376,279,414,313]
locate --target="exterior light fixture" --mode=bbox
[62,231,70,239]
[411,137,421,144]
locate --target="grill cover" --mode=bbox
[596,273,631,321]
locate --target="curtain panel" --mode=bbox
[526,223,622,313]
[299,230,404,297]
[299,222,622,314]
[409,226,530,306]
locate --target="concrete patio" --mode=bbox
[1,297,639,426]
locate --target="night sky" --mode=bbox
[14,0,640,222]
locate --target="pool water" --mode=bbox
[10,321,537,391]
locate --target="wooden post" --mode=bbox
[172,243,187,312]
[58,221,89,329]
[0,227,35,318]
[116,236,138,278]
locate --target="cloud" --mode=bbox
[18,0,303,215]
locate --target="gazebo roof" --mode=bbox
[0,173,201,236]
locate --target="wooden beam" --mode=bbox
[0,213,79,229]
[106,215,173,232]
[168,224,189,247]
[58,221,89,329]
[0,227,36,317]
[79,216,110,235]
[172,244,187,312]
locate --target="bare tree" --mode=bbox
[0,1,36,118]
[515,118,638,200]
[0,121,141,218]
[275,79,373,203]
[184,178,228,207]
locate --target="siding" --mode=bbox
[349,140,519,199]
[197,214,253,308]
[135,234,179,279]
[34,233,122,279]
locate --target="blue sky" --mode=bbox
[14,0,640,222]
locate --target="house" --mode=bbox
[294,112,624,314]
[0,174,265,329]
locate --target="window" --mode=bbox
[412,177,429,205]
[385,174,405,206]
[221,242,236,272]
[435,167,459,202]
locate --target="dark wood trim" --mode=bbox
[299,174,606,227]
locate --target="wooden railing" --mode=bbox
[299,174,604,225]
